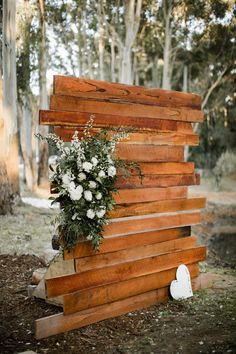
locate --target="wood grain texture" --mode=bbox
[75,236,197,273]
[63,226,191,260]
[36,272,210,339]
[40,110,194,132]
[36,287,169,339]
[116,174,200,188]
[114,186,188,204]
[103,211,201,237]
[46,246,206,297]
[118,162,195,175]
[53,126,199,146]
[50,95,203,123]
[53,75,202,109]
[63,263,199,314]
[116,144,184,162]
[109,198,206,218]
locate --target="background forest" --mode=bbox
[0,0,236,211]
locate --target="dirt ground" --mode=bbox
[0,180,236,354]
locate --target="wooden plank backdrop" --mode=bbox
[34,75,206,339]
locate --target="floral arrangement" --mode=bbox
[37,117,141,251]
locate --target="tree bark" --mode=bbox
[0,0,19,214]
[162,0,172,90]
[38,0,49,186]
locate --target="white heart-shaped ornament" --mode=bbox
[170,264,193,300]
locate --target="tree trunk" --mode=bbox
[98,2,105,81]
[152,55,159,87]
[162,0,172,90]
[120,0,142,84]
[38,0,49,186]
[0,0,19,214]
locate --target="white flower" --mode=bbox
[98,170,106,178]
[68,181,75,191]
[84,190,93,201]
[87,209,95,219]
[78,172,86,181]
[96,208,106,218]
[86,234,93,240]
[70,185,83,201]
[108,165,116,177]
[89,181,97,189]
[62,173,71,186]
[82,161,93,172]
[91,157,98,166]
[96,192,102,200]
[107,154,113,164]
[64,147,70,154]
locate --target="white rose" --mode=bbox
[78,172,86,181]
[84,190,93,201]
[91,157,98,166]
[86,234,93,240]
[68,181,75,191]
[96,192,102,200]
[107,154,113,164]
[89,181,97,189]
[96,208,106,218]
[62,173,71,186]
[70,185,83,201]
[98,170,106,178]
[82,161,93,172]
[108,165,116,177]
[87,209,95,219]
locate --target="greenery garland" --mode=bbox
[36,117,142,251]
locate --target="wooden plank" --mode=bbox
[53,75,202,109]
[63,263,199,314]
[53,126,199,146]
[36,287,169,339]
[40,110,194,132]
[116,174,200,188]
[116,145,184,162]
[75,236,197,273]
[109,198,206,218]
[119,162,195,175]
[50,95,204,123]
[114,186,188,204]
[46,246,206,297]
[35,271,210,339]
[64,226,191,260]
[103,211,201,237]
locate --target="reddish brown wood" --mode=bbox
[116,145,184,162]
[75,236,197,273]
[116,174,200,188]
[63,226,191,260]
[53,75,202,109]
[118,162,195,175]
[53,126,199,146]
[103,211,201,237]
[46,246,206,297]
[50,95,203,123]
[40,110,194,132]
[63,263,199,314]
[114,186,188,204]
[36,287,169,339]
[109,198,206,218]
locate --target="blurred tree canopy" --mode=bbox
[3,0,236,196]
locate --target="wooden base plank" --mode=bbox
[116,174,200,188]
[122,162,195,175]
[64,226,191,260]
[50,95,203,123]
[116,144,184,162]
[109,198,206,219]
[103,211,201,237]
[35,271,208,339]
[114,186,188,204]
[53,126,199,146]
[53,75,202,109]
[75,236,197,272]
[46,246,206,297]
[64,263,199,314]
[40,110,194,132]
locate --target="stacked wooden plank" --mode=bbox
[35,75,206,339]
